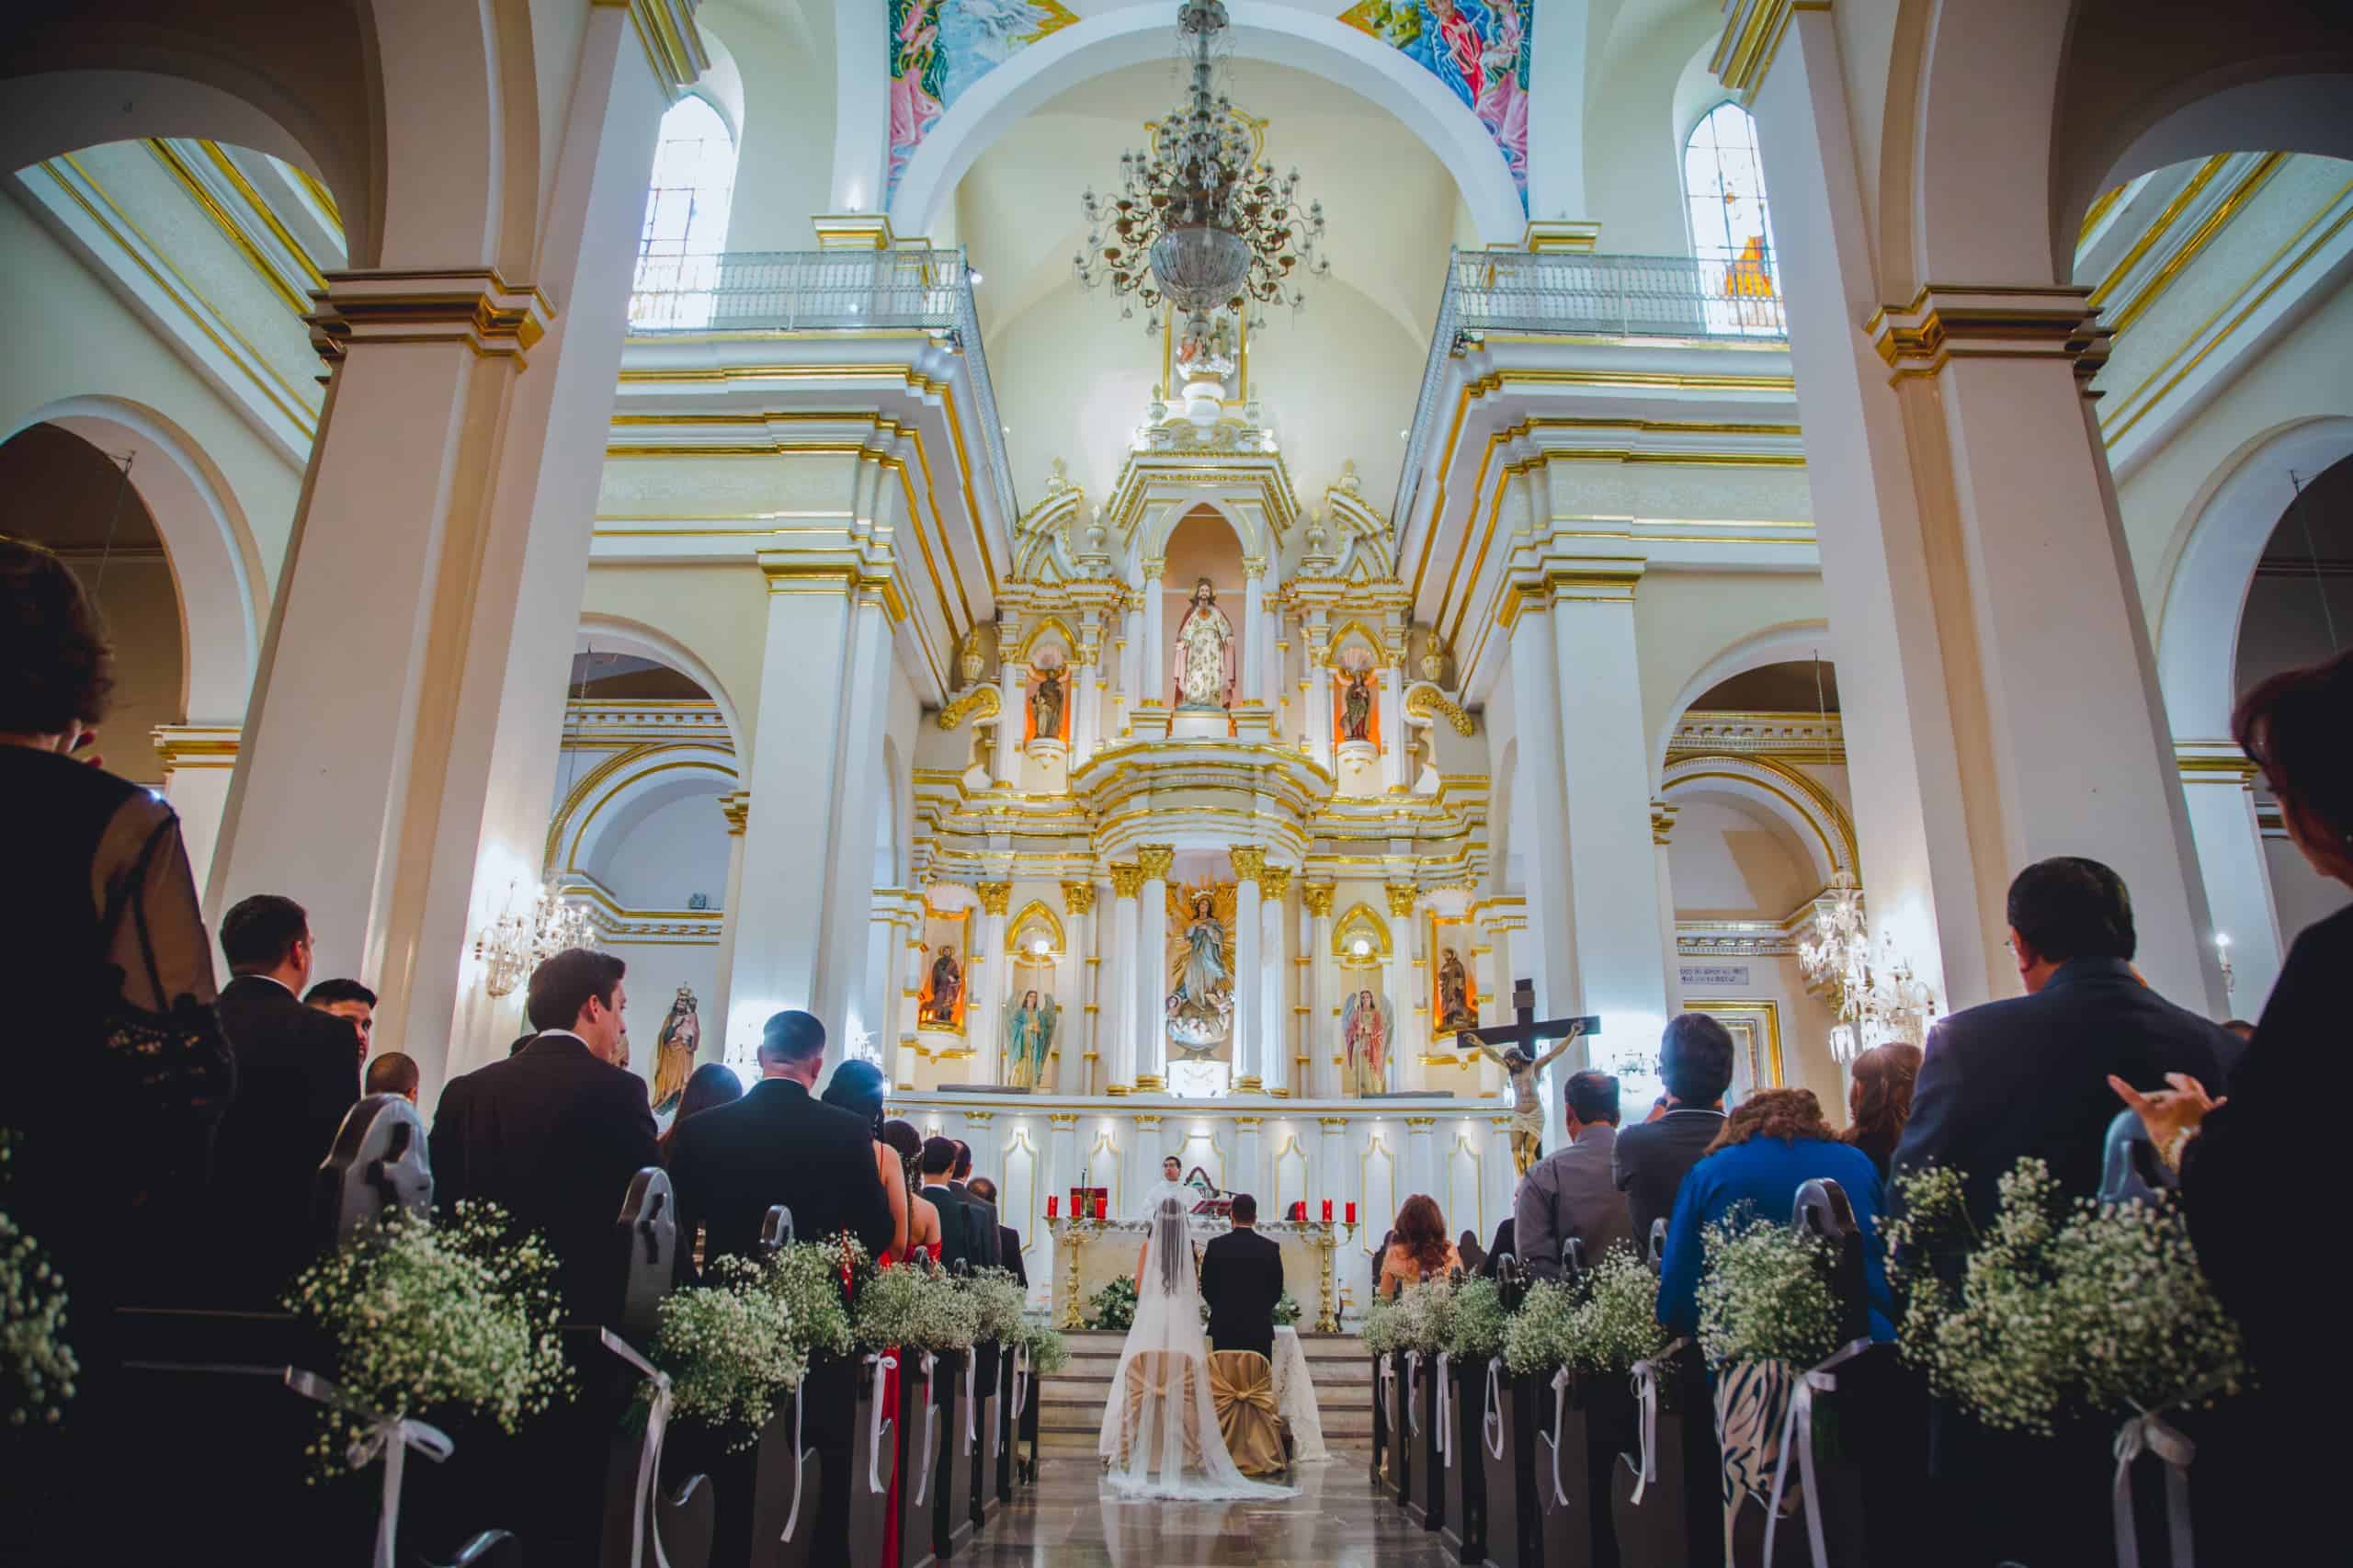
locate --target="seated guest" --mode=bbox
[303,976,376,1062]
[883,1120,946,1262]
[1657,1087,1893,1340]
[951,1139,1004,1268]
[1518,1069,1636,1281]
[821,1059,911,1262]
[1893,856,2235,1231]
[966,1176,1026,1290]
[362,1051,420,1105]
[1199,1193,1284,1358]
[507,1031,537,1057]
[918,1137,990,1272]
[1377,1194,1461,1298]
[1839,1042,1922,1180]
[665,1009,895,1275]
[1478,1216,1516,1278]
[428,948,657,1321]
[1614,1015,1734,1250]
[658,1061,743,1163]
[213,892,363,1301]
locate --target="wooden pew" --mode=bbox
[1607,1222,1722,1568]
[1441,1270,1487,1563]
[1476,1254,1529,1568]
[1531,1238,1625,1568]
[1411,1340,1447,1533]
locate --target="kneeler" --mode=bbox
[1206,1350,1289,1477]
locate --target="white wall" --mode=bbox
[587,782,733,909]
[66,556,183,786]
[701,1,837,253]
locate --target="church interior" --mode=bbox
[5,0,2350,1562]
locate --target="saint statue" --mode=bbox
[1342,988,1392,1096]
[919,944,963,1027]
[1172,578,1236,709]
[1339,666,1375,741]
[1030,665,1065,742]
[1175,892,1229,1012]
[1165,882,1236,1052]
[649,984,700,1115]
[1436,948,1477,1032]
[1462,1020,1588,1176]
[1004,989,1059,1091]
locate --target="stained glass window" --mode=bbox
[630,95,737,330]
[1683,101,1782,335]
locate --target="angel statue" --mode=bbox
[1004,988,1059,1090]
[1342,988,1392,1097]
[649,983,700,1115]
[1461,1019,1589,1176]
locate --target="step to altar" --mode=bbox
[1032,1329,1372,1455]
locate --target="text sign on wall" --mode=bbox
[1679,963,1751,988]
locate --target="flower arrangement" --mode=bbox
[959,1267,1028,1343]
[1084,1275,1137,1332]
[754,1238,857,1365]
[1359,1291,1402,1357]
[282,1201,573,1476]
[1563,1244,1669,1377]
[1694,1211,1838,1369]
[2,1209,75,1427]
[1884,1158,2247,1437]
[1388,1278,1457,1356]
[1502,1279,1581,1377]
[1016,1322,1071,1376]
[853,1255,980,1354]
[1445,1276,1510,1363]
[1273,1290,1302,1328]
[651,1257,805,1447]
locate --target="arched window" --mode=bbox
[1683,101,1781,335]
[631,95,737,330]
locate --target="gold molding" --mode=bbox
[1229,845,1268,884]
[1259,864,1293,899]
[1867,285,2109,381]
[1062,880,1097,915]
[151,723,241,772]
[142,139,311,318]
[1403,684,1477,735]
[1137,845,1176,881]
[719,790,749,835]
[309,268,551,364]
[937,685,1002,731]
[2087,157,2229,310]
[1302,883,1336,918]
[976,881,1012,916]
[1384,883,1418,918]
[2105,153,2287,338]
[1711,0,1830,105]
[1109,863,1146,899]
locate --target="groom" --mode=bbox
[1199,1193,1285,1360]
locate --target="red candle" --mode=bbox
[1322,1199,1334,1222]
[1094,1193,1107,1221]
[1346,1201,1357,1225]
[1047,1195,1059,1219]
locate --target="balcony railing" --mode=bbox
[628,248,1017,524]
[1397,249,1790,523]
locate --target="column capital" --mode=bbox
[962,1109,995,1127]
[1384,882,1419,919]
[1142,559,1166,582]
[1302,883,1337,918]
[1047,1112,1080,1128]
[1403,1116,1438,1130]
[975,881,1012,915]
[1132,1112,1165,1130]
[1109,862,1145,899]
[1242,557,1269,580]
[307,268,552,365]
[1229,845,1268,884]
[1259,864,1293,900]
[1316,1116,1350,1131]
[1137,845,1176,881]
[1867,285,2111,383]
[1651,799,1679,846]
[150,722,241,775]
[1062,880,1098,915]
[720,790,750,835]
[1710,0,1824,106]
[1233,1115,1266,1129]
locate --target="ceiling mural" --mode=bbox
[1341,0,1530,207]
[889,0,1083,201]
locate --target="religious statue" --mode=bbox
[1172,578,1236,710]
[1165,881,1236,1053]
[1003,988,1060,1090]
[1030,664,1065,742]
[649,983,700,1115]
[1436,948,1477,1032]
[1342,988,1392,1096]
[1462,1019,1588,1176]
[919,943,964,1027]
[1339,665,1376,741]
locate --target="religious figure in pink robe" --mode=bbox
[887,0,946,189]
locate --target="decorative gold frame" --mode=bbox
[915,903,972,1038]
[1681,998,1785,1096]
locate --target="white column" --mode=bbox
[1233,1116,1266,1207]
[152,725,238,897]
[709,793,748,1068]
[1520,0,1587,225]
[1386,884,1419,1091]
[1263,599,1281,711]
[1303,617,1333,768]
[1107,864,1142,1090]
[1379,654,1406,790]
[1242,562,1267,703]
[1486,1118,1518,1251]
[2177,748,2285,1014]
[1072,631,1101,767]
[1305,885,1336,1097]
[1118,602,1142,737]
[1262,867,1293,1096]
[1061,881,1099,1092]
[872,912,908,1073]
[993,637,1025,788]
[1042,1112,1079,1306]
[1140,562,1166,707]
[1404,1117,1439,1211]
[898,931,925,1087]
[1231,846,1266,1091]
[1506,583,1578,1020]
[1135,846,1174,1089]
[972,882,1010,1084]
[1317,1116,1350,1230]
[1130,1114,1165,1209]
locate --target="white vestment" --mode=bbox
[1136,1178,1195,1221]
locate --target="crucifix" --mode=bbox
[1456,979,1601,1176]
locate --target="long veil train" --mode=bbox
[1096,1197,1296,1501]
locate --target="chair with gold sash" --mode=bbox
[1207,1350,1290,1479]
[1115,1351,1206,1470]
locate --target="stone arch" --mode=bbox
[1652,619,1832,779]
[1659,754,1856,887]
[1015,615,1078,663]
[1143,495,1260,565]
[887,1,1527,247]
[546,742,738,881]
[12,396,267,723]
[574,613,746,750]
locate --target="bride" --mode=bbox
[1097,1197,1295,1501]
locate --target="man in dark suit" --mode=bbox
[429,948,658,1322]
[920,1138,990,1271]
[965,1176,1026,1290]
[949,1140,1004,1268]
[1612,1014,1733,1254]
[211,893,361,1303]
[1199,1193,1285,1360]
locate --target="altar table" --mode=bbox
[1271,1325,1330,1462]
[1047,1216,1347,1332]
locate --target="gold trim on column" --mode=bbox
[596,0,710,97]
[1711,0,1830,105]
[1384,883,1418,919]
[1866,285,2111,382]
[976,881,1012,916]
[719,790,749,835]
[1302,883,1336,918]
[150,724,241,774]
[1137,845,1176,881]
[1109,862,1145,899]
[1651,799,1680,846]
[1259,865,1293,899]
[1062,880,1097,914]
[1229,845,1267,884]
[308,268,552,364]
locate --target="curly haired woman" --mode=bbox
[1376,1192,1462,1299]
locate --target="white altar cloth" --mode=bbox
[1270,1325,1329,1463]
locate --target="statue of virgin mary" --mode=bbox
[1172,579,1236,710]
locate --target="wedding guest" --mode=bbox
[821,1058,911,1262]
[950,1138,1004,1268]
[1477,1215,1516,1278]
[1518,1069,1635,1280]
[213,892,363,1301]
[507,1031,537,1057]
[882,1120,946,1261]
[919,1136,990,1272]
[1613,1014,1733,1251]
[1839,1041,1922,1180]
[303,976,376,1062]
[429,947,658,1321]
[2221,1017,2256,1042]
[1376,1194,1461,1298]
[362,1051,419,1104]
[657,1061,743,1162]
[965,1176,1026,1290]
[1656,1087,1893,1340]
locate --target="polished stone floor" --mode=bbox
[963,1460,1462,1567]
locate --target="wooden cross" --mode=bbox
[1453,978,1599,1061]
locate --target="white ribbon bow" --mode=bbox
[598,1328,682,1568]
[865,1353,900,1495]
[1012,1346,1031,1422]
[1626,1337,1689,1507]
[1762,1338,1876,1568]
[1438,1352,1454,1469]
[913,1352,940,1506]
[284,1368,454,1568]
[1547,1367,1574,1508]
[963,1350,979,1452]
[2112,1405,2198,1568]
[1405,1351,1423,1434]
[1483,1358,1507,1462]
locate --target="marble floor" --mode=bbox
[962,1460,1463,1567]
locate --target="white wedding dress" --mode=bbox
[1096,1199,1296,1501]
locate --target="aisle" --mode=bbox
[966,1459,1461,1566]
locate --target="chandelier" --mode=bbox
[1072,0,1330,344]
[474,880,599,998]
[1798,869,1938,1062]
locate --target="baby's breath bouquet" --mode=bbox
[1016,1322,1070,1375]
[756,1239,855,1365]
[282,1201,573,1476]
[1563,1244,1670,1378]
[1,1209,75,1427]
[960,1267,1028,1342]
[1273,1290,1302,1327]
[1694,1212,1837,1369]
[1360,1291,1402,1357]
[855,1256,981,1355]
[1502,1278,1581,1377]
[1083,1274,1137,1332]
[1390,1277,1458,1355]
[1446,1276,1510,1363]
[652,1256,805,1447]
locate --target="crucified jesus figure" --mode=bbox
[1454,978,1597,1176]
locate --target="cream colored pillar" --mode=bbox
[1404,1117,1438,1209]
[1072,631,1101,767]
[2177,745,2284,1014]
[1386,884,1419,1090]
[1317,1116,1350,1214]
[1140,562,1166,707]
[972,881,1011,1084]
[1303,617,1333,768]
[1135,845,1174,1090]
[1380,654,1406,790]
[1261,865,1293,1095]
[1061,881,1097,1092]
[153,724,238,896]
[993,629,1025,788]
[898,929,926,1088]
[1230,846,1266,1091]
[1117,599,1142,738]
[1042,1111,1079,1304]
[1233,1115,1266,1207]
[1506,587,1579,1020]
[709,791,749,1067]
[1303,883,1336,1097]
[1241,562,1267,702]
[1106,863,1143,1091]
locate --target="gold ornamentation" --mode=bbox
[976,882,1012,916]
[1651,800,1678,846]
[720,791,750,835]
[1866,285,2111,382]
[1302,883,1337,918]
[1233,1077,1265,1094]
[1318,1117,1350,1131]
[1233,1115,1266,1129]
[937,685,1002,730]
[1137,845,1176,881]
[1259,865,1293,899]
[1063,881,1098,914]
[1403,683,1476,735]
[1133,1110,1165,1126]
[1109,863,1146,899]
[1403,1116,1438,1130]
[307,268,551,364]
[1047,1112,1080,1127]
[963,1110,995,1127]
[1384,883,1418,918]
[1229,845,1268,884]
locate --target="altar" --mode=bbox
[1046,1214,1349,1333]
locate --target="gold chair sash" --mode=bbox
[1207,1350,1289,1478]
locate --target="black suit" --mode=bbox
[667,1077,894,1276]
[949,1178,1004,1269]
[428,1031,659,1322]
[1612,1108,1726,1256]
[1199,1226,1285,1360]
[211,973,360,1301]
[926,1181,999,1274]
[996,1226,1027,1289]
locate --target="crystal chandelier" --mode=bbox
[1798,869,1938,1063]
[474,880,599,998]
[1072,0,1330,345]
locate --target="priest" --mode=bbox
[1136,1153,1197,1218]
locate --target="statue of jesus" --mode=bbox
[1172,578,1236,709]
[1463,1020,1587,1176]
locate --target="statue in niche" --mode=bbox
[1172,578,1236,710]
[1342,988,1393,1096]
[649,984,701,1115]
[1436,948,1477,1032]
[1003,989,1060,1091]
[1030,662,1065,742]
[919,944,964,1027]
[1339,665,1376,741]
[1165,881,1236,1054]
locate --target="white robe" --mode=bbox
[1137,1178,1196,1221]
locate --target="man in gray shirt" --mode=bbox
[1514,1070,1635,1280]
